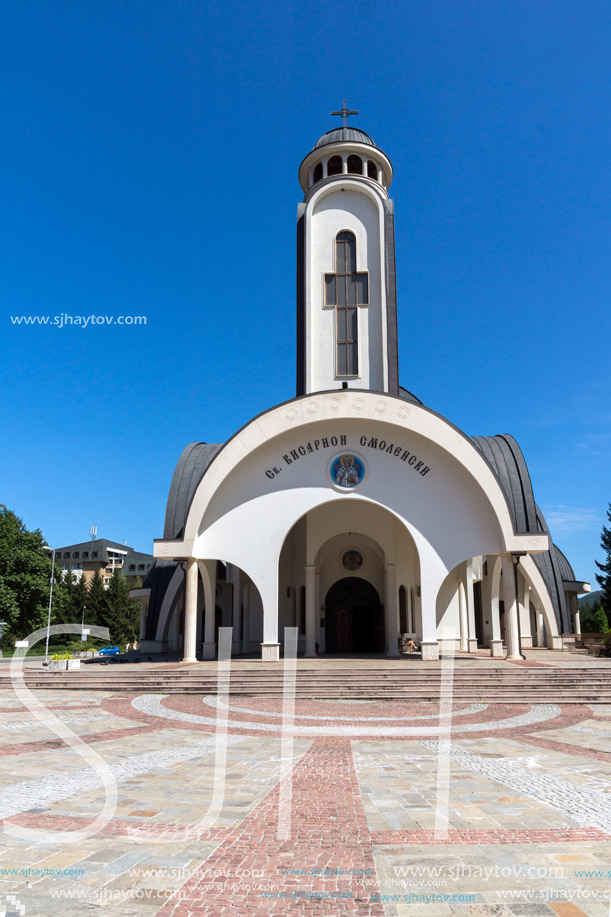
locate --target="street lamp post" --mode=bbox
[43,545,56,664]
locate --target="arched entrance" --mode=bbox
[325,577,383,654]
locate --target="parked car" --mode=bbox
[98,645,121,656]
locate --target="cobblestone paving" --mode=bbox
[0,683,610,916]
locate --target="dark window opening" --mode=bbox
[324,231,368,377]
[328,155,342,176]
[216,561,226,581]
[63,552,70,558]
[91,551,98,558]
[399,586,407,633]
[299,586,306,635]
[347,154,362,174]
[82,552,88,558]
[73,552,79,558]
[367,160,377,180]
[313,162,323,182]
[129,564,135,571]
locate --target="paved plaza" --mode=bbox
[1,658,611,915]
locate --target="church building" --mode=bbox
[137,109,589,662]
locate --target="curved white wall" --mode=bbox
[305,182,388,392]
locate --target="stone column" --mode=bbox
[519,577,533,648]
[501,555,521,660]
[536,610,544,648]
[260,571,280,661]
[199,560,217,660]
[304,565,316,657]
[241,583,250,654]
[322,159,328,179]
[232,567,242,657]
[362,157,368,176]
[575,609,582,638]
[458,580,468,652]
[420,583,439,661]
[182,559,198,663]
[385,564,399,657]
[465,560,478,652]
[489,561,504,657]
[342,154,348,174]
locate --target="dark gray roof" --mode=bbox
[314,128,376,150]
[399,385,424,406]
[470,434,573,630]
[552,543,576,583]
[55,538,134,561]
[142,560,180,641]
[163,442,223,540]
[470,434,540,534]
[123,549,155,575]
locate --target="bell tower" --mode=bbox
[296,106,399,396]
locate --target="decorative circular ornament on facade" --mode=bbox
[329,453,366,490]
[284,408,298,422]
[307,401,320,414]
[329,398,342,411]
[397,406,410,419]
[352,398,365,411]
[375,400,388,413]
[342,549,363,572]
[529,537,541,548]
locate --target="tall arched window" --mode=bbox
[328,155,342,176]
[367,160,377,180]
[313,162,323,183]
[324,231,369,377]
[347,154,362,174]
[399,586,407,633]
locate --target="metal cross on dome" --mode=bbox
[331,100,359,127]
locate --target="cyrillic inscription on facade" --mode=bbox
[265,434,430,480]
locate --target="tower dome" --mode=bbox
[313,127,377,150]
[298,107,393,194]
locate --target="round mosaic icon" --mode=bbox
[342,549,363,572]
[329,453,365,489]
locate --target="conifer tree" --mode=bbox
[593,602,609,635]
[87,570,106,628]
[101,569,139,645]
[595,503,611,615]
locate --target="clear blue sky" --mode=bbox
[1,0,609,589]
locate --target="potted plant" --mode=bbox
[48,652,80,671]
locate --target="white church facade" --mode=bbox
[139,113,589,662]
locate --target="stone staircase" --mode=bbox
[17,664,611,703]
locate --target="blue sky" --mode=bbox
[1,0,609,588]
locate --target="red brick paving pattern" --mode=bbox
[101,694,592,741]
[157,738,385,917]
[9,813,609,846]
[0,723,162,757]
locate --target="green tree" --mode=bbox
[100,569,139,646]
[73,576,89,628]
[593,602,609,635]
[48,568,73,647]
[0,505,50,642]
[87,570,106,628]
[595,503,611,615]
[580,604,597,633]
